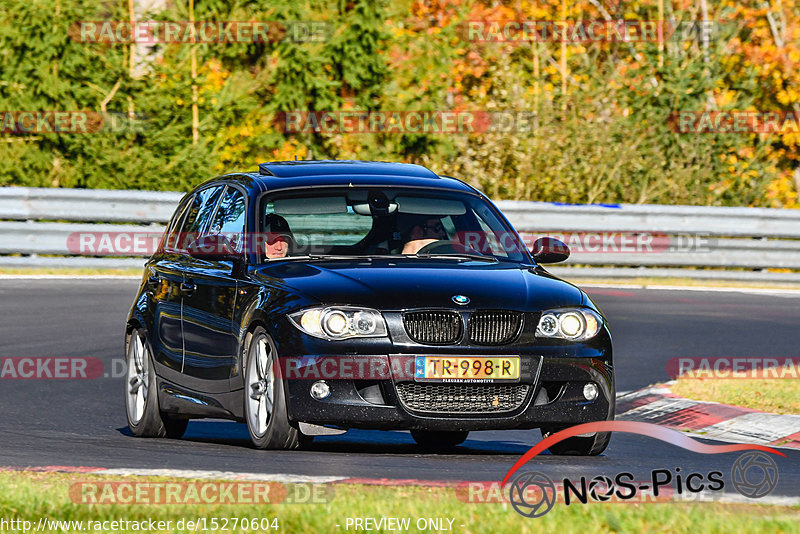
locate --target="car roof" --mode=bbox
[195,160,479,196]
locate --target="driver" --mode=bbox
[401,216,448,254]
[263,214,295,259]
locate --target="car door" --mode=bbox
[180,185,246,394]
[149,197,192,379]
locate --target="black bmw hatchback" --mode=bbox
[125,160,614,454]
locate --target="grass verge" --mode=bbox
[0,472,798,533]
[670,377,800,415]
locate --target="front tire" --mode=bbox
[540,426,611,456]
[244,328,304,450]
[411,430,469,450]
[125,327,188,439]
[541,397,615,456]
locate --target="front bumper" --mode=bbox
[282,353,613,431]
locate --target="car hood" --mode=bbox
[253,260,584,311]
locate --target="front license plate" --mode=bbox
[414,356,520,382]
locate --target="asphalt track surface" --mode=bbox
[1,278,798,498]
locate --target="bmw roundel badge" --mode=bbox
[452,295,470,305]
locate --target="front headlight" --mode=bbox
[536,308,602,341]
[288,306,388,340]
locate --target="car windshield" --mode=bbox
[258,188,528,263]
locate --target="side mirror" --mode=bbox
[531,237,570,264]
[186,234,242,262]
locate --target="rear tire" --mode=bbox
[411,430,469,450]
[244,327,304,450]
[125,327,188,439]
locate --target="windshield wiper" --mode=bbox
[266,255,374,262]
[266,253,504,263]
[412,253,499,263]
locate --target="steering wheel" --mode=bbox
[416,240,483,256]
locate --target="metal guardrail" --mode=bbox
[1,187,799,281]
[497,201,800,278]
[497,201,800,238]
[0,187,182,223]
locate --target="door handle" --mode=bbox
[180,281,196,294]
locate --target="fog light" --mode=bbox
[583,383,598,401]
[310,380,331,400]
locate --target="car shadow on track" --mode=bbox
[119,421,545,456]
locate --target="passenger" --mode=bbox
[401,216,447,254]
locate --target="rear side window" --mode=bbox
[208,187,247,253]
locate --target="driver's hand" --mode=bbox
[401,239,439,255]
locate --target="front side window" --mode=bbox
[258,188,527,262]
[174,186,224,252]
[163,198,191,252]
[208,186,246,253]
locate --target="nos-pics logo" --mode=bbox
[503,421,782,518]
